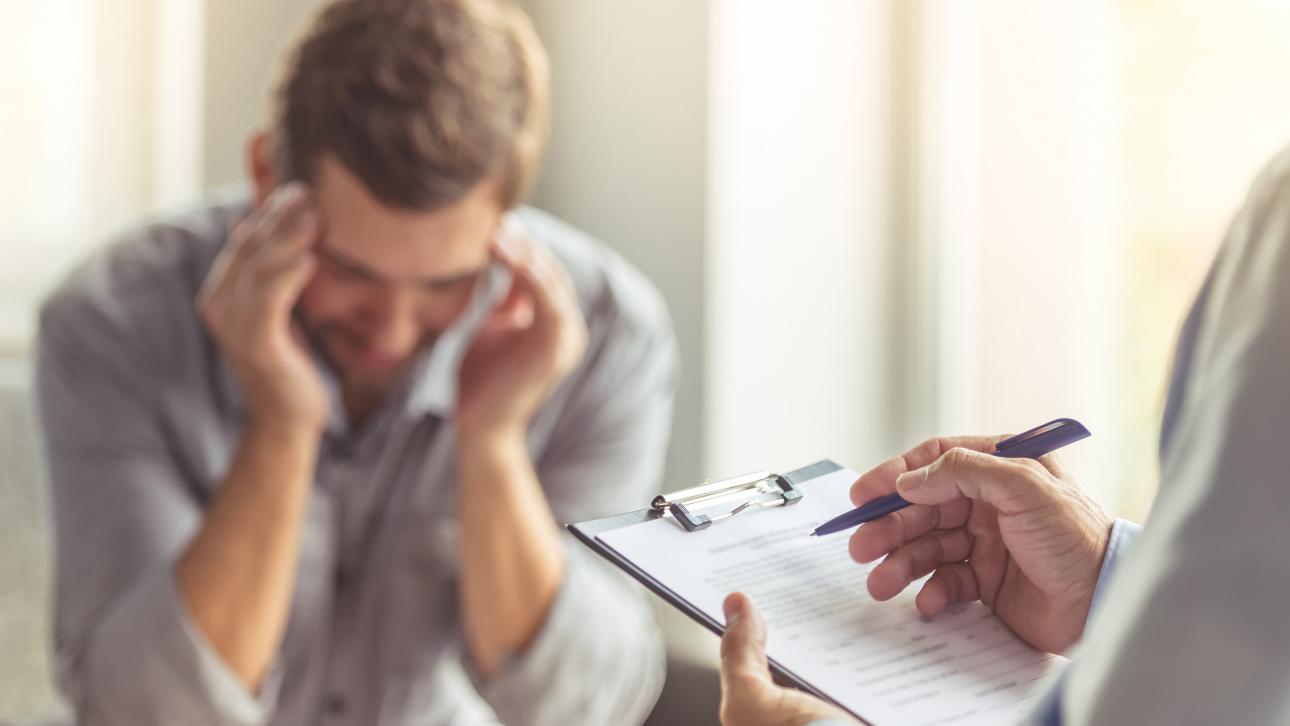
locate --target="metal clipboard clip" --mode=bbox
[651,471,804,532]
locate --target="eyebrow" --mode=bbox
[317,241,480,289]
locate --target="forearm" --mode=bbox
[456,426,566,676]
[176,418,319,689]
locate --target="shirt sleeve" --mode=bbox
[36,292,282,726]
[1089,518,1143,613]
[468,278,677,726]
[1027,517,1142,726]
[1048,150,1290,725]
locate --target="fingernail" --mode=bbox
[723,595,743,622]
[496,228,521,258]
[897,468,926,493]
[503,215,526,239]
[277,182,303,206]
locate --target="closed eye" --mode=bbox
[420,272,478,293]
[318,246,380,283]
[317,241,482,291]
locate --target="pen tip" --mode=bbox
[808,531,818,537]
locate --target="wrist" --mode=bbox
[244,412,325,448]
[456,421,528,459]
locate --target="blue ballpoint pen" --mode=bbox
[810,417,1091,537]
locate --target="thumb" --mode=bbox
[895,447,1047,513]
[720,593,771,688]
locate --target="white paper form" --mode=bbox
[597,467,1065,726]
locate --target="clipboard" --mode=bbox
[568,460,852,716]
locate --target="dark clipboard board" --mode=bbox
[567,459,868,723]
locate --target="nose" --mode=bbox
[359,285,421,356]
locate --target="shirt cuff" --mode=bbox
[1025,667,1069,726]
[1089,518,1143,615]
[1023,519,1141,726]
[466,543,665,726]
[80,565,283,725]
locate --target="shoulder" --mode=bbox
[1237,144,1290,233]
[514,206,674,348]
[1248,144,1290,199]
[38,194,247,365]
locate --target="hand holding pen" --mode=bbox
[839,419,1115,655]
[813,419,1090,536]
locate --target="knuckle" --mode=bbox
[1013,457,1055,487]
[230,226,260,254]
[196,297,223,327]
[938,446,974,473]
[914,437,943,459]
[719,636,747,662]
[1037,451,1063,467]
[719,698,753,726]
[229,220,255,245]
[885,549,912,578]
[942,570,962,601]
[991,459,1053,507]
[1016,457,1048,475]
[889,508,911,542]
[723,671,765,697]
[928,533,947,563]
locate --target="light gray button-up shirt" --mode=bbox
[35,193,676,726]
[1051,146,1290,725]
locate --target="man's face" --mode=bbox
[296,155,502,393]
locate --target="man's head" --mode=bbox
[247,0,548,398]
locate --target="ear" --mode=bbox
[246,130,277,207]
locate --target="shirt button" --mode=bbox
[334,569,348,591]
[325,692,347,716]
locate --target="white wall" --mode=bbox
[202,0,324,189]
[0,0,204,349]
[918,1,1122,504]
[705,0,904,477]
[518,0,710,490]
[977,1,1121,499]
[524,0,911,485]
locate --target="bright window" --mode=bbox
[921,0,1290,517]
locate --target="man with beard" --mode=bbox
[36,1,674,724]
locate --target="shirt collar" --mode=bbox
[402,258,512,419]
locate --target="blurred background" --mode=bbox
[4,0,1290,722]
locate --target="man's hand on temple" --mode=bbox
[177,182,330,688]
[456,222,588,440]
[453,221,589,676]
[197,182,328,434]
[848,435,1114,654]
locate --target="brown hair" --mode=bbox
[272,0,549,210]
